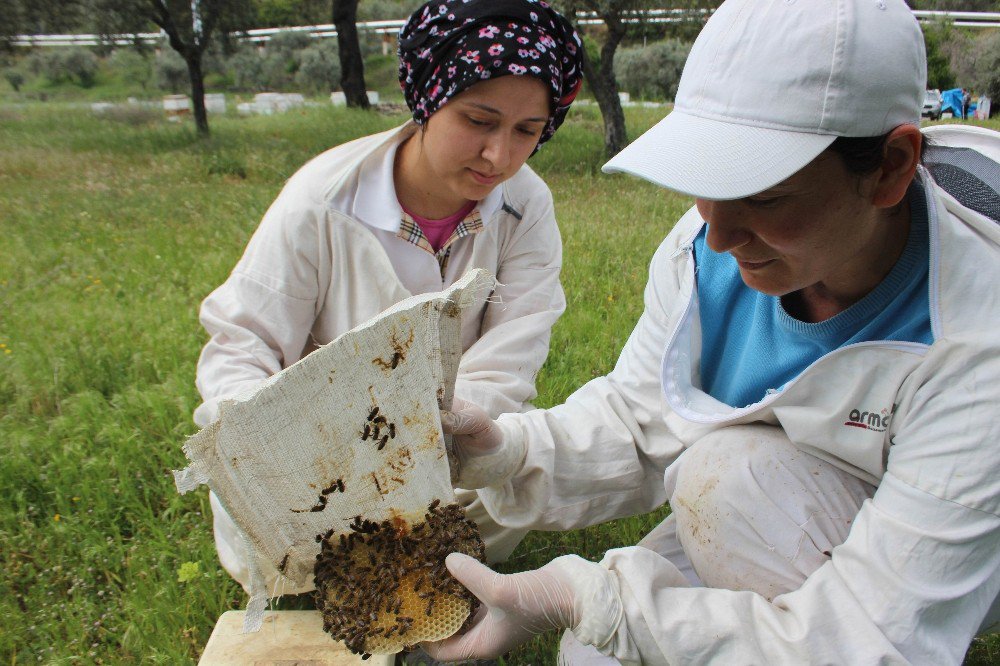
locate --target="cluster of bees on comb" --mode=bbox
[313,499,486,658]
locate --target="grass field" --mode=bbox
[1,100,998,665]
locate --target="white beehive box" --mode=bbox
[205,93,227,115]
[163,94,192,121]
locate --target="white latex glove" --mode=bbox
[421,553,580,661]
[440,399,525,489]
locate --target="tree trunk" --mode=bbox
[580,22,627,158]
[185,51,209,136]
[332,0,369,109]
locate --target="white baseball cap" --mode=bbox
[602,0,926,200]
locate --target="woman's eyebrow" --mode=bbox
[464,102,547,123]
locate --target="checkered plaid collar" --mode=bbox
[349,122,505,233]
[398,205,484,260]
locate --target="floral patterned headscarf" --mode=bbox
[398,0,584,150]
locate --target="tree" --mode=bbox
[0,3,24,53]
[332,0,369,108]
[558,1,711,159]
[921,20,957,90]
[254,0,327,27]
[614,38,689,102]
[92,0,255,135]
[1,0,91,52]
[558,0,645,158]
[969,28,1000,108]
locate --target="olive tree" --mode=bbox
[556,1,712,159]
[332,0,369,108]
[1,0,91,51]
[91,0,255,135]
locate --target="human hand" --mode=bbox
[440,399,523,489]
[421,553,579,661]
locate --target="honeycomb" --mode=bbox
[314,500,486,658]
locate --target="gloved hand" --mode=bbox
[440,399,525,489]
[421,553,579,661]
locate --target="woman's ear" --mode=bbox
[871,124,923,209]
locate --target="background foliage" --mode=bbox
[613,38,689,101]
[2,10,999,109]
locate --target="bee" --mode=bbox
[390,351,403,369]
[429,499,441,511]
[368,406,380,421]
[377,435,389,451]
[292,494,327,513]
[388,423,396,438]
[362,423,371,440]
[337,478,345,493]
[278,554,289,573]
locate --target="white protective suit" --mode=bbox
[480,125,1000,664]
[194,122,565,591]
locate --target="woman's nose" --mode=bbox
[697,199,753,253]
[481,132,511,171]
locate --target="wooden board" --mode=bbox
[199,611,395,666]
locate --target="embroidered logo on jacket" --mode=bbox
[844,405,896,432]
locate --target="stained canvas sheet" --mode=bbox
[173,269,495,631]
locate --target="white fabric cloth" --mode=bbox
[195,122,563,592]
[175,270,495,632]
[480,126,1000,664]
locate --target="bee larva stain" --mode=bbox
[313,501,485,656]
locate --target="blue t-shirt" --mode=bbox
[695,182,933,408]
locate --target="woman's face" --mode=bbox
[417,75,550,203]
[695,151,899,302]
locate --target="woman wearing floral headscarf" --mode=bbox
[194,0,584,596]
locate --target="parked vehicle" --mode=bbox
[922,89,942,120]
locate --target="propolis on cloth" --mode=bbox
[173,270,495,654]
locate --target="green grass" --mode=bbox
[1,101,998,664]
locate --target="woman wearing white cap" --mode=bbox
[427,0,1000,663]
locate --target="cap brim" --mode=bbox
[602,110,837,200]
